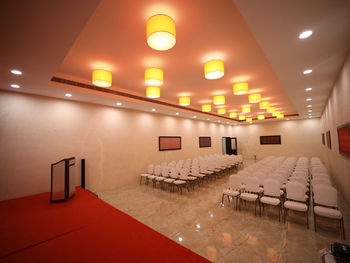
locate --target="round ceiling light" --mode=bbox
[145,68,163,86]
[92,69,112,87]
[146,87,160,98]
[204,60,224,79]
[201,104,212,112]
[179,96,190,106]
[146,14,176,51]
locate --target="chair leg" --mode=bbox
[221,194,225,205]
[306,210,309,229]
[278,204,281,222]
[284,208,287,223]
[254,201,257,216]
[340,218,346,240]
[314,214,317,232]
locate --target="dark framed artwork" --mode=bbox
[159,136,181,151]
[337,122,350,158]
[199,137,211,148]
[322,133,325,145]
[260,135,281,145]
[326,131,332,149]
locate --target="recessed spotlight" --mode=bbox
[307,105,312,108]
[207,118,210,121]
[10,69,22,75]
[65,93,72,97]
[175,112,179,115]
[218,120,221,123]
[306,98,312,101]
[178,237,183,242]
[116,102,122,106]
[303,69,313,75]
[305,88,313,91]
[287,119,290,120]
[193,116,197,118]
[298,30,313,39]
[196,224,201,229]
[308,116,312,118]
[308,113,312,115]
[308,110,312,112]
[10,84,20,88]
[151,108,156,112]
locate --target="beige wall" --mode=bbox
[0,91,234,201]
[320,53,350,206]
[232,118,324,160]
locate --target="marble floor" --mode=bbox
[99,163,350,263]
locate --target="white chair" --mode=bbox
[164,167,177,191]
[260,179,283,221]
[155,166,168,188]
[240,177,260,216]
[222,175,242,209]
[313,185,345,239]
[284,182,309,228]
[140,164,154,184]
[174,168,190,194]
[150,165,162,187]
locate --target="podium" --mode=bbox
[50,157,76,202]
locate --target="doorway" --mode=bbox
[222,137,237,155]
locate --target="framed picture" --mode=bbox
[322,133,325,145]
[159,136,181,151]
[260,135,281,145]
[199,137,211,148]
[326,131,332,149]
[337,122,350,158]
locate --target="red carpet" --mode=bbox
[0,188,210,263]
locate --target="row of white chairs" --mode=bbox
[140,154,243,193]
[222,156,345,239]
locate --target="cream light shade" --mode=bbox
[241,106,251,113]
[276,113,284,119]
[145,68,163,86]
[233,82,249,95]
[248,93,262,103]
[202,104,212,112]
[272,111,281,117]
[217,108,226,115]
[92,69,112,87]
[257,114,265,120]
[146,14,176,51]
[259,101,270,109]
[238,115,246,120]
[229,112,237,118]
[266,107,276,113]
[179,96,190,106]
[213,95,225,105]
[146,87,160,98]
[204,60,224,79]
[246,117,253,122]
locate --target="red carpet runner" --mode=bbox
[0,187,210,263]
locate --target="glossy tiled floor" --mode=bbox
[99,161,350,263]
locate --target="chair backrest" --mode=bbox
[263,179,280,197]
[290,176,307,186]
[161,167,169,177]
[179,168,189,180]
[312,178,331,187]
[286,182,307,202]
[245,177,260,193]
[229,175,242,190]
[147,164,154,174]
[154,165,162,176]
[313,185,338,207]
[170,167,179,179]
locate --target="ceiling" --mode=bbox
[1,0,350,124]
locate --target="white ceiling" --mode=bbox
[1,0,349,124]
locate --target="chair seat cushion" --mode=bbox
[284,201,307,212]
[164,178,175,183]
[314,206,342,219]
[223,189,240,197]
[259,187,264,193]
[155,176,165,181]
[261,196,280,206]
[148,175,156,179]
[140,173,149,177]
[187,176,197,180]
[240,193,258,201]
[174,180,186,185]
